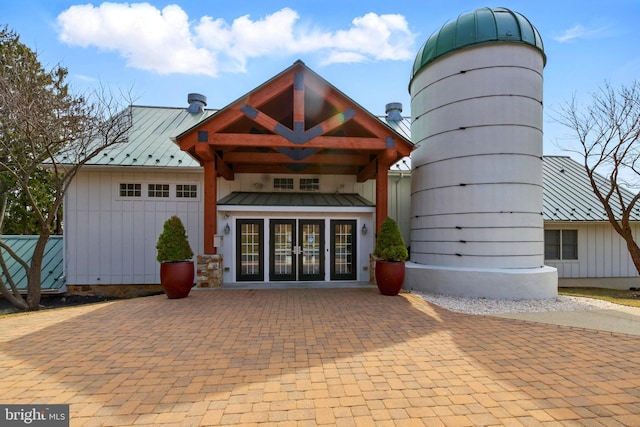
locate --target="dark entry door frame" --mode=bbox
[269,219,325,282]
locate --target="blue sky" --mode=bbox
[3,1,640,156]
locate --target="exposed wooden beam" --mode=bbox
[175,133,197,153]
[223,151,370,166]
[240,104,282,134]
[356,148,399,182]
[233,163,358,175]
[195,142,215,161]
[215,152,235,180]
[380,147,399,167]
[304,77,351,111]
[310,109,355,137]
[357,159,377,182]
[210,133,388,150]
[239,74,293,109]
[293,71,304,124]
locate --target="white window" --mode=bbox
[117,183,199,200]
[545,229,578,260]
[148,184,170,198]
[119,183,141,197]
[300,178,319,192]
[273,178,294,191]
[176,184,198,198]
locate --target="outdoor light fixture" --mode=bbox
[361,224,367,235]
[224,223,230,234]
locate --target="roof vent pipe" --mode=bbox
[187,93,207,114]
[385,102,403,121]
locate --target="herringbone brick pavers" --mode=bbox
[1,288,639,426]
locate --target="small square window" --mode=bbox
[148,184,170,198]
[273,178,294,191]
[176,184,198,198]
[544,229,578,260]
[300,178,319,192]
[120,183,141,197]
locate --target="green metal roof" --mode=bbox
[218,192,375,207]
[410,7,545,86]
[542,156,640,222]
[82,106,216,168]
[0,236,65,293]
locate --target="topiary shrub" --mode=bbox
[374,217,408,262]
[156,216,194,263]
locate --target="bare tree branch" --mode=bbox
[553,80,640,274]
[0,26,134,310]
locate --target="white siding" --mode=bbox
[65,169,204,285]
[388,173,411,245]
[545,222,640,279]
[65,169,386,286]
[216,173,375,200]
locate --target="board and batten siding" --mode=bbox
[64,169,204,285]
[65,169,384,286]
[216,173,376,201]
[545,222,640,279]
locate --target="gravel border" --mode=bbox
[412,291,623,315]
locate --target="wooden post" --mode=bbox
[203,160,217,254]
[376,148,397,233]
[376,158,389,234]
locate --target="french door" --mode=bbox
[236,219,264,281]
[330,220,357,280]
[270,219,324,281]
[236,218,358,282]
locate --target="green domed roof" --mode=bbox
[410,7,545,84]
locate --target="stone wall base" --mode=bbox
[66,284,163,298]
[196,254,223,288]
[369,254,376,284]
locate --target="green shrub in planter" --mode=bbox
[156,216,194,263]
[374,217,408,262]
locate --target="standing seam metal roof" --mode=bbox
[82,104,413,172]
[87,106,216,168]
[217,192,375,207]
[542,156,640,222]
[0,236,65,293]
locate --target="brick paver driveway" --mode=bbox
[1,288,639,426]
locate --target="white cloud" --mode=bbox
[57,3,218,76]
[56,3,416,76]
[553,24,609,43]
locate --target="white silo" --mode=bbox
[405,7,557,299]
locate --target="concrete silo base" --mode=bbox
[403,262,558,300]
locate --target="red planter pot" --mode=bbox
[160,261,195,299]
[375,260,405,296]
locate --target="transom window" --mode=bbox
[176,184,197,198]
[273,178,294,191]
[544,229,578,260]
[119,183,141,197]
[148,184,170,198]
[300,178,319,192]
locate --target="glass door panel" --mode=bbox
[270,220,296,281]
[330,220,357,280]
[236,219,264,281]
[299,220,324,281]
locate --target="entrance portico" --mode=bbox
[176,60,413,284]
